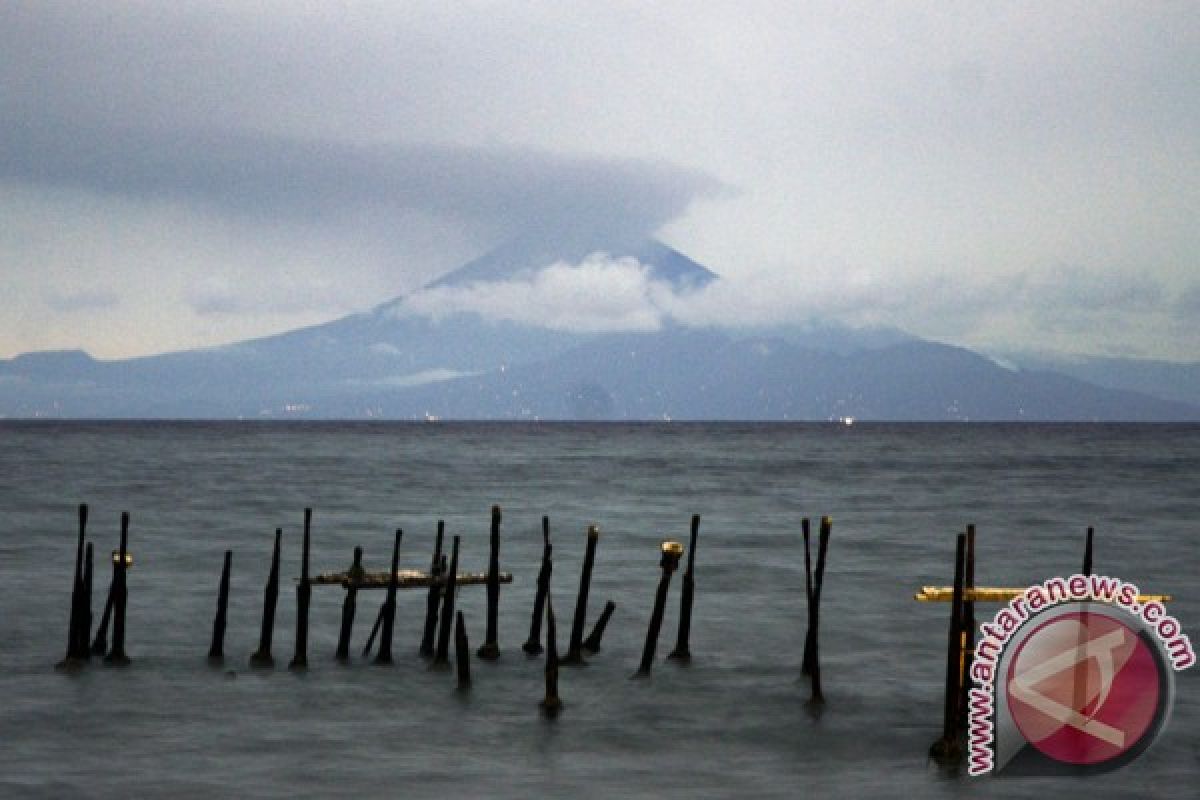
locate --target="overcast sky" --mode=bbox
[2,2,1196,360]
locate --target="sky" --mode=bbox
[1,2,1197,361]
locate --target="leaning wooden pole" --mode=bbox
[668,514,700,662]
[807,516,832,704]
[477,505,502,660]
[374,528,403,665]
[104,512,131,666]
[930,532,967,765]
[541,590,562,717]
[208,550,233,663]
[522,517,552,655]
[800,518,815,675]
[289,508,313,670]
[59,503,89,666]
[433,535,461,667]
[564,525,599,665]
[419,521,446,658]
[250,528,283,668]
[636,540,683,676]
[90,557,116,657]
[336,547,363,662]
[582,600,616,654]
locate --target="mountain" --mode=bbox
[1005,353,1200,409]
[2,239,1198,420]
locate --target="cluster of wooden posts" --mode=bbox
[57,503,836,716]
[919,525,1172,767]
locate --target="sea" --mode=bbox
[0,421,1196,799]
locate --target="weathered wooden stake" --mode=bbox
[90,561,115,656]
[541,590,562,717]
[800,518,814,675]
[455,611,471,690]
[373,528,403,665]
[59,503,89,666]
[802,517,833,677]
[477,505,502,661]
[930,532,967,765]
[522,517,552,656]
[957,525,976,729]
[582,600,616,654]
[208,550,232,663]
[289,508,313,670]
[636,540,683,677]
[104,512,131,666]
[80,542,94,661]
[419,521,446,657]
[250,528,282,668]
[564,524,600,665]
[433,535,461,667]
[336,546,363,661]
[1083,526,1094,576]
[668,514,700,662]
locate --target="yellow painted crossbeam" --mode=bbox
[913,586,1172,603]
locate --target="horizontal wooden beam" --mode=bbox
[913,586,1172,603]
[312,569,512,590]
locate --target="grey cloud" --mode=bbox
[0,121,719,244]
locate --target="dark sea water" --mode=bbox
[0,422,1197,799]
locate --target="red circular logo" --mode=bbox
[1006,611,1161,766]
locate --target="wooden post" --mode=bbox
[582,600,616,654]
[541,590,562,717]
[90,559,115,657]
[250,528,282,668]
[957,525,976,729]
[362,603,384,658]
[807,516,832,704]
[419,521,446,657]
[336,546,363,661]
[104,512,131,666]
[60,503,89,666]
[433,535,461,667]
[373,528,403,665]
[668,514,700,662]
[800,518,814,675]
[636,540,683,676]
[455,611,471,690]
[289,508,313,670]
[477,505,502,660]
[80,542,94,661]
[208,550,233,663]
[564,525,599,665]
[1083,526,1094,576]
[522,517,552,655]
[930,532,967,765]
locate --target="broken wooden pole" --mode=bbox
[289,508,313,670]
[80,542,94,661]
[250,528,282,668]
[668,514,700,662]
[59,503,89,667]
[373,528,403,665]
[522,516,552,656]
[1083,526,1094,576]
[477,505,502,661]
[541,589,562,717]
[455,611,471,690]
[930,532,967,765]
[564,524,599,665]
[582,600,616,654]
[104,511,131,666]
[336,546,363,661]
[636,540,683,677]
[433,535,461,667]
[208,550,233,663]
[418,521,446,658]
